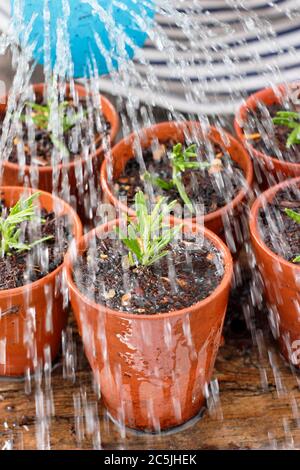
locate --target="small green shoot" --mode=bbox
[272,111,300,148]
[20,100,85,157]
[144,143,211,214]
[285,208,300,262]
[144,172,175,191]
[116,191,182,267]
[0,192,53,257]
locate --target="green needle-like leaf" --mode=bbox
[143,172,175,191]
[169,143,211,213]
[285,208,300,224]
[116,191,182,267]
[173,173,194,214]
[285,208,300,263]
[273,110,300,148]
[144,142,212,214]
[286,127,300,148]
[20,99,85,158]
[0,192,54,257]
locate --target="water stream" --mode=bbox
[0,0,299,449]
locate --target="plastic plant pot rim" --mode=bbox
[234,83,300,172]
[100,120,253,225]
[0,186,83,298]
[65,218,233,321]
[1,82,120,173]
[250,176,300,272]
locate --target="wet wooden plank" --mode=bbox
[0,299,300,451]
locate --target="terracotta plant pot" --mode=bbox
[0,187,82,376]
[65,220,233,432]
[234,84,300,187]
[100,121,253,238]
[0,83,119,223]
[249,177,300,364]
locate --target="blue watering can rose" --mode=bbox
[11,0,155,78]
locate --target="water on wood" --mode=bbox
[0,0,299,449]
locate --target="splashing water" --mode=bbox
[0,0,300,450]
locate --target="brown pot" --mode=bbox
[65,220,233,431]
[0,83,119,223]
[0,187,83,376]
[249,177,300,364]
[100,121,253,238]
[234,84,300,187]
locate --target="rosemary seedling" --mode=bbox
[272,111,300,148]
[117,191,182,267]
[0,192,53,257]
[21,101,84,157]
[285,208,300,262]
[144,143,211,214]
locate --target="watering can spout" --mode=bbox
[11,0,155,78]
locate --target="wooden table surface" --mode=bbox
[1,264,300,451]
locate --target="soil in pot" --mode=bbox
[258,184,300,263]
[113,140,245,216]
[73,235,224,315]
[0,201,71,290]
[244,101,300,165]
[1,93,111,167]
